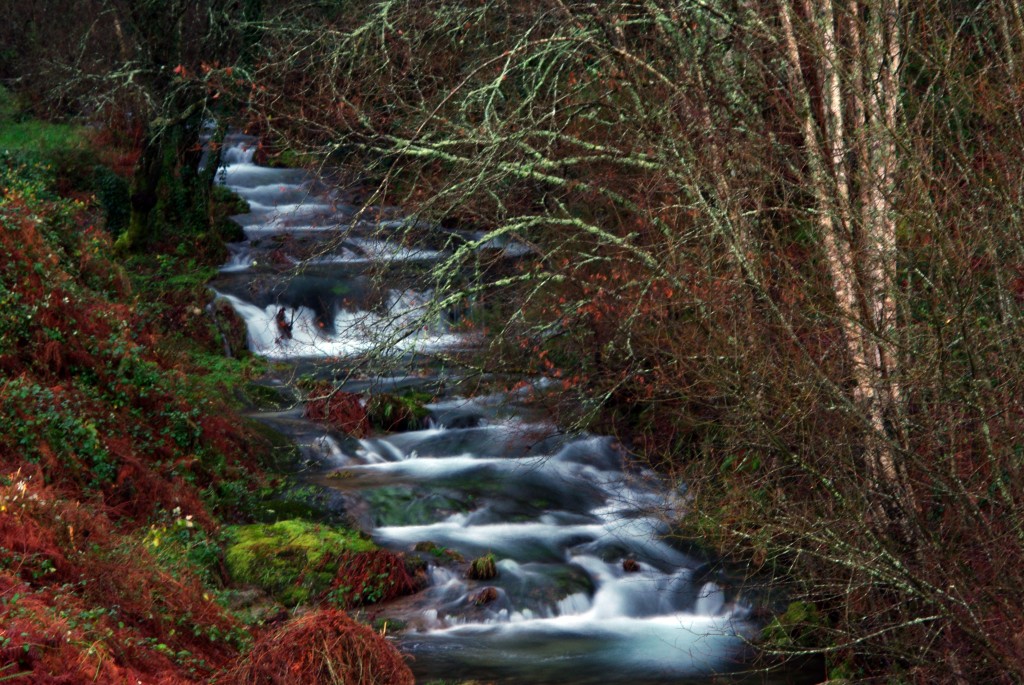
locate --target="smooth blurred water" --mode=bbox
[212,133,816,685]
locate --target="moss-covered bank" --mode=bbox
[224,520,376,605]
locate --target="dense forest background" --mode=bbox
[2,1,1024,683]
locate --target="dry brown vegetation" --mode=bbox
[0,126,412,683]
[223,611,414,685]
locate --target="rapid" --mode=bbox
[210,133,777,685]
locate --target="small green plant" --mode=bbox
[144,509,224,589]
[366,391,432,432]
[467,553,497,581]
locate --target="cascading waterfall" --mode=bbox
[211,133,765,684]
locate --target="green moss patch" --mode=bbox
[240,419,302,473]
[224,520,376,606]
[209,185,248,242]
[0,87,96,189]
[0,115,89,156]
[762,600,824,649]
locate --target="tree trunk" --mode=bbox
[117,131,163,252]
[777,0,910,516]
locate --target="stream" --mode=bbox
[209,134,796,685]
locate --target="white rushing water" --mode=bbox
[213,292,464,360]
[213,133,759,684]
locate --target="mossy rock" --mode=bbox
[210,184,251,216]
[208,298,250,359]
[265,148,318,169]
[413,541,465,563]
[250,492,326,524]
[237,381,292,412]
[224,519,377,606]
[762,600,824,648]
[209,185,248,243]
[214,217,246,243]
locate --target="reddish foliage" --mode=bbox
[105,456,210,527]
[200,414,250,463]
[0,190,265,681]
[0,510,70,580]
[0,477,240,683]
[0,194,257,521]
[0,572,174,685]
[330,550,419,608]
[81,548,239,670]
[304,389,370,436]
[88,125,144,179]
[222,610,414,685]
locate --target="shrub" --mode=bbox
[329,549,418,608]
[223,610,414,685]
[91,164,130,235]
[365,392,431,432]
[304,386,369,437]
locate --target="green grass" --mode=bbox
[0,86,95,192]
[0,118,89,154]
[0,87,88,154]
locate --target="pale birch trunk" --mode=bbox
[777,0,908,511]
[863,0,907,460]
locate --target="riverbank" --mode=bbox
[0,100,418,683]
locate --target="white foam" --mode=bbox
[215,292,464,360]
[349,238,445,262]
[695,581,726,616]
[375,519,605,558]
[220,249,256,272]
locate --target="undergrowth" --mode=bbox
[0,120,413,682]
